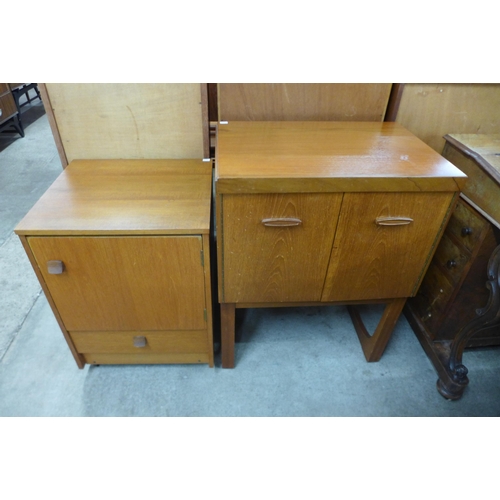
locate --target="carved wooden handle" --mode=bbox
[261,218,302,227]
[375,217,413,226]
[47,260,65,274]
[133,336,147,348]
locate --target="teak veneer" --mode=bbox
[215,121,467,368]
[15,159,214,368]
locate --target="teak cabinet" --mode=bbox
[215,121,467,368]
[15,160,214,368]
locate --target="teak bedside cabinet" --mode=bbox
[215,121,467,368]
[15,159,214,368]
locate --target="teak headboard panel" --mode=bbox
[40,83,209,167]
[217,83,393,122]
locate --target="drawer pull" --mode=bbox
[133,336,147,348]
[0,109,3,117]
[447,260,457,269]
[461,227,473,236]
[375,217,413,226]
[47,260,65,274]
[261,218,302,227]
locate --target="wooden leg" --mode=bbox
[221,303,236,368]
[348,298,407,362]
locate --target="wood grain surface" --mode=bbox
[321,192,455,301]
[395,84,500,152]
[27,236,207,331]
[218,83,392,121]
[215,121,466,193]
[15,160,212,235]
[45,83,206,161]
[221,193,343,303]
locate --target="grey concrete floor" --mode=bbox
[1,100,499,417]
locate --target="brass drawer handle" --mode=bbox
[47,260,65,274]
[133,336,147,348]
[262,218,302,227]
[375,217,413,226]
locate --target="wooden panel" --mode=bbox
[322,192,454,301]
[432,232,470,286]
[218,84,392,121]
[215,121,467,194]
[0,83,10,95]
[443,139,500,225]
[15,160,212,236]
[83,353,210,364]
[221,193,343,303]
[395,84,500,152]
[45,83,205,162]
[28,236,207,331]
[71,331,208,354]
[446,198,488,253]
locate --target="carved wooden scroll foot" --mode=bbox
[437,244,500,400]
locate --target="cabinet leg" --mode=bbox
[221,303,236,368]
[348,298,407,362]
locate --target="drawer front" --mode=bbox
[28,236,207,331]
[432,231,470,286]
[446,199,488,252]
[411,262,455,334]
[0,92,17,122]
[221,193,343,303]
[71,330,209,354]
[0,83,10,95]
[322,192,455,301]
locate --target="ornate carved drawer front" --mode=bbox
[446,199,488,253]
[221,193,343,303]
[432,232,470,286]
[411,262,455,334]
[28,236,207,331]
[321,192,455,302]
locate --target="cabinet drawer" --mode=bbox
[0,83,10,95]
[0,92,17,123]
[446,199,488,252]
[221,193,343,303]
[71,330,209,354]
[432,231,470,286]
[28,236,207,331]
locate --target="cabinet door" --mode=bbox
[28,236,207,331]
[322,192,454,301]
[221,193,343,303]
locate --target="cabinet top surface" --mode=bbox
[445,133,500,184]
[215,122,467,193]
[15,160,212,235]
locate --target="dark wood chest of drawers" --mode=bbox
[405,133,500,398]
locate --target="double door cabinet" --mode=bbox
[215,122,467,367]
[15,160,214,368]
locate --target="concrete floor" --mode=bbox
[1,99,499,417]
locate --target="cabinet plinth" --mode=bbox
[15,160,214,368]
[215,121,467,368]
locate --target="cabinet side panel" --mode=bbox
[222,193,343,303]
[322,192,455,301]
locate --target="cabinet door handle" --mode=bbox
[133,336,147,348]
[261,218,302,227]
[375,217,413,226]
[47,260,65,274]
